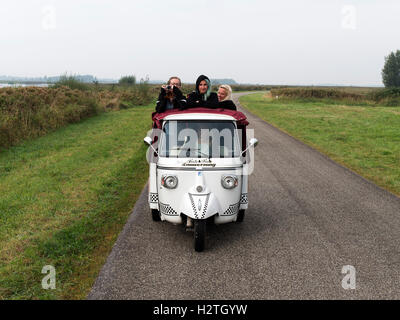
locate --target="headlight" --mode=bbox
[161,175,178,189]
[221,175,238,189]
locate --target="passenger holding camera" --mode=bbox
[186,75,219,109]
[155,76,187,113]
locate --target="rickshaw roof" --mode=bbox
[152,108,249,129]
[163,113,236,121]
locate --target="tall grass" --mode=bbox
[0,83,155,151]
[367,88,400,106]
[271,87,364,100]
[271,87,400,106]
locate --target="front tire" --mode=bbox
[237,210,245,222]
[194,219,206,252]
[151,209,161,221]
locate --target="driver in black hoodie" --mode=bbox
[186,75,219,109]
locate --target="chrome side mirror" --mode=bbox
[241,138,259,156]
[249,138,258,148]
[144,136,153,146]
[144,136,158,156]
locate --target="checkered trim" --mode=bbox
[189,194,198,219]
[201,194,210,219]
[222,202,240,216]
[240,193,248,205]
[159,203,178,216]
[189,194,210,219]
[149,193,158,204]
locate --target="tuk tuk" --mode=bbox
[144,108,258,251]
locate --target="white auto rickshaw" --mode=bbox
[144,108,258,252]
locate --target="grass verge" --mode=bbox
[0,104,153,299]
[240,93,400,196]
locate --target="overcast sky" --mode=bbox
[1,0,399,85]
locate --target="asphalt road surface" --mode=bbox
[88,92,400,299]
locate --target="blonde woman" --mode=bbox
[217,85,237,110]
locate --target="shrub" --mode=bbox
[52,75,90,91]
[368,87,400,100]
[367,88,400,106]
[118,76,136,86]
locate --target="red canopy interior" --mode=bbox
[151,108,249,152]
[151,108,249,129]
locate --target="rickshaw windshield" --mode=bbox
[160,120,241,158]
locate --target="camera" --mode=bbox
[166,85,173,90]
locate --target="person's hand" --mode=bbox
[172,86,183,97]
[163,85,174,92]
[172,85,180,93]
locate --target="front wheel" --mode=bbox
[237,210,245,222]
[151,209,161,221]
[194,219,206,252]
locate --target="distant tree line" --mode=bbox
[211,79,237,85]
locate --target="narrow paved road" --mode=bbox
[88,92,400,299]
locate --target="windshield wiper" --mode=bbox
[170,147,210,158]
[191,148,210,158]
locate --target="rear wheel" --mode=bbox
[151,209,161,221]
[194,219,206,252]
[237,210,245,222]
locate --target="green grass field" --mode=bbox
[239,93,400,196]
[0,104,153,299]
